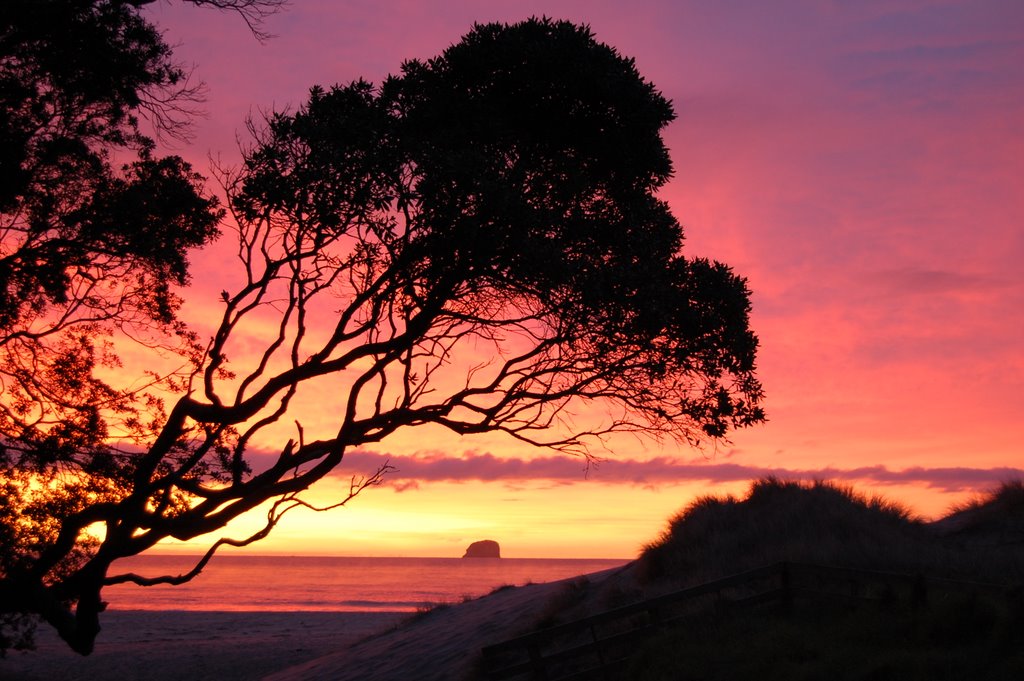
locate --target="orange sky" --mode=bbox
[138,0,1024,558]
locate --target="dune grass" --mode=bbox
[943,480,1024,537]
[617,478,1024,680]
[636,477,1024,587]
[510,478,1024,679]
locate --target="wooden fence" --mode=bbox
[479,561,1014,681]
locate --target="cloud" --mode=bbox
[836,40,1024,109]
[869,268,1007,298]
[336,450,1023,494]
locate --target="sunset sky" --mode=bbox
[140,0,1024,558]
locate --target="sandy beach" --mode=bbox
[0,577,589,675]
[0,611,405,681]
[0,568,616,681]
[0,583,572,680]
[265,578,573,681]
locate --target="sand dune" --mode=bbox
[265,578,572,681]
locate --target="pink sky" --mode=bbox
[142,1,1024,558]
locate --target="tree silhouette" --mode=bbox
[0,0,278,655]
[0,16,764,655]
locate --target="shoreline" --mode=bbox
[2,566,627,680]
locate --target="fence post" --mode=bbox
[589,623,612,681]
[528,641,548,681]
[780,562,793,614]
[911,574,927,611]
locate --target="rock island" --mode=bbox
[462,540,501,558]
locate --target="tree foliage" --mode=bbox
[0,0,283,655]
[0,15,764,656]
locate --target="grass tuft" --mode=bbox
[637,478,930,585]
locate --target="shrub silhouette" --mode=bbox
[638,477,1024,586]
[639,478,925,584]
[941,480,1024,540]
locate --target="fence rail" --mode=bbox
[480,562,1014,681]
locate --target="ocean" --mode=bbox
[103,555,629,612]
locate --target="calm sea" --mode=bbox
[103,555,628,612]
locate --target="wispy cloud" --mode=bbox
[335,450,1023,493]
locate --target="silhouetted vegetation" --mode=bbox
[1,0,285,657]
[941,480,1024,541]
[640,479,923,583]
[472,479,1024,680]
[0,15,763,655]
[515,478,1024,680]
[638,478,1024,586]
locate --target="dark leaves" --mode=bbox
[236,17,764,442]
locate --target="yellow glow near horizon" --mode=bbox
[143,473,981,560]
[145,480,701,559]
